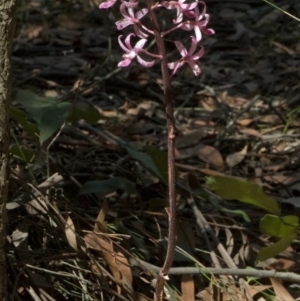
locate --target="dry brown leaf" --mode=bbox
[198,283,216,301]
[175,144,199,160]
[239,128,262,138]
[95,198,109,232]
[176,129,205,149]
[233,230,251,267]
[272,41,295,55]
[267,258,295,271]
[237,118,255,127]
[270,278,295,301]
[247,285,272,298]
[127,101,157,117]
[259,115,281,124]
[181,275,195,301]
[85,233,121,291]
[54,14,85,30]
[198,168,226,176]
[115,250,133,286]
[224,228,234,256]
[127,120,156,134]
[226,145,248,167]
[222,284,248,301]
[65,216,78,251]
[197,144,224,168]
[84,233,133,292]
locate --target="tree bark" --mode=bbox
[0,1,17,300]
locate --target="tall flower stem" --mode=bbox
[145,1,177,300]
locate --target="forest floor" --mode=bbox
[8,0,300,300]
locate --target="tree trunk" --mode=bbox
[0,1,17,300]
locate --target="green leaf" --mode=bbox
[79,177,137,197]
[256,233,296,262]
[38,102,71,144]
[15,89,72,145]
[10,106,39,139]
[10,145,35,162]
[219,207,251,223]
[149,198,166,209]
[147,145,178,184]
[260,215,299,238]
[16,89,58,121]
[68,106,103,124]
[147,145,168,184]
[206,176,280,215]
[125,145,165,183]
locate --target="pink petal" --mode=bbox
[133,24,148,38]
[174,41,188,57]
[118,34,132,52]
[161,1,178,9]
[202,27,215,36]
[122,0,139,8]
[192,47,204,60]
[99,0,117,9]
[119,4,131,18]
[134,38,147,51]
[168,60,184,75]
[187,60,201,76]
[116,19,133,30]
[124,33,135,49]
[189,37,198,55]
[194,25,202,42]
[180,2,198,11]
[118,58,132,67]
[135,8,148,20]
[180,22,194,31]
[137,56,155,67]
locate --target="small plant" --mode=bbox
[99,0,214,299]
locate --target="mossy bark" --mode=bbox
[0,1,17,300]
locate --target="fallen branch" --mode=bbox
[129,257,300,283]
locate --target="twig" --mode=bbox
[129,257,300,282]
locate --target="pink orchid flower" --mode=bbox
[116,3,149,38]
[118,34,156,68]
[161,0,199,24]
[168,36,204,76]
[180,7,215,42]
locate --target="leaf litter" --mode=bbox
[8,0,300,301]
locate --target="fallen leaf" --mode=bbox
[176,129,205,149]
[181,274,195,301]
[65,216,78,251]
[197,144,224,168]
[239,128,262,138]
[226,145,248,167]
[270,278,295,301]
[84,233,133,292]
